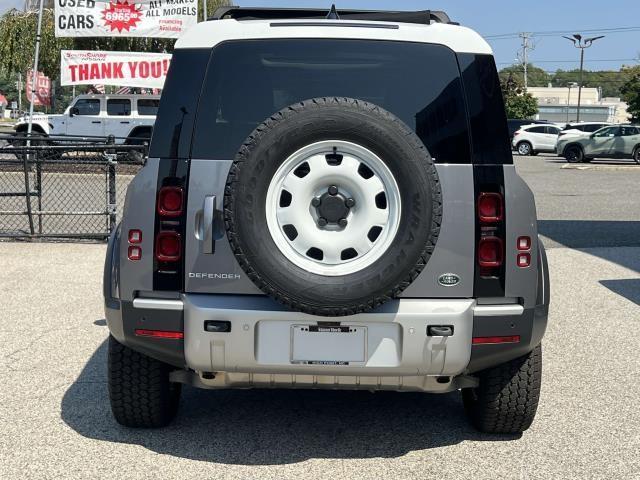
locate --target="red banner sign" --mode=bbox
[26,70,51,107]
[61,50,171,89]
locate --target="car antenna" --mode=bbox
[326,4,340,19]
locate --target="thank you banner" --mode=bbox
[55,0,197,38]
[60,50,172,88]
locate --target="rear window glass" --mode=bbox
[107,99,131,116]
[191,39,471,163]
[149,49,211,159]
[457,53,511,164]
[137,99,160,116]
[528,126,546,133]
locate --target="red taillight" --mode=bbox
[478,192,504,223]
[478,236,503,267]
[157,186,184,217]
[128,245,142,261]
[135,329,184,339]
[517,236,531,251]
[517,252,531,268]
[514,131,520,136]
[472,335,520,345]
[128,229,142,244]
[155,231,181,262]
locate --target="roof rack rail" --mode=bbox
[211,6,452,26]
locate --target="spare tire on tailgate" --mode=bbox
[224,97,442,316]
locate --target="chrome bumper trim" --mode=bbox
[132,298,184,311]
[473,304,524,317]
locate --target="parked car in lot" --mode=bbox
[512,123,562,155]
[507,118,554,142]
[14,94,159,144]
[557,122,612,139]
[557,125,640,163]
[105,6,550,434]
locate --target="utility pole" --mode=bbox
[17,73,22,112]
[563,34,605,122]
[27,0,45,142]
[203,0,208,21]
[518,32,533,89]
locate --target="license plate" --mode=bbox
[291,325,366,365]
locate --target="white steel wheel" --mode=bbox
[265,140,401,276]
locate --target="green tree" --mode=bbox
[620,65,640,122]
[551,68,636,98]
[501,74,538,119]
[0,9,72,79]
[0,74,20,104]
[499,63,551,88]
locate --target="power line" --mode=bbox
[497,59,639,64]
[485,26,640,39]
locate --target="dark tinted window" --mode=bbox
[458,54,512,164]
[192,39,471,163]
[583,124,602,132]
[546,126,560,135]
[528,126,546,134]
[107,99,131,116]
[620,126,639,136]
[73,99,100,116]
[149,49,211,159]
[137,99,160,116]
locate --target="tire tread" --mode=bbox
[462,344,542,434]
[108,335,181,428]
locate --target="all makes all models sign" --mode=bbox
[61,50,172,89]
[55,0,197,38]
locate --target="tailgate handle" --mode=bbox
[427,325,454,337]
[202,195,216,254]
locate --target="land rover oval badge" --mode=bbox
[438,273,460,287]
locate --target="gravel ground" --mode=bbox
[0,154,639,479]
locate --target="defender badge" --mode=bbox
[438,273,460,287]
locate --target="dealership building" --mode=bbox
[527,86,631,124]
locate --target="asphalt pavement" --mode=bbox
[0,154,639,479]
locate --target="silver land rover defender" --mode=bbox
[104,7,550,434]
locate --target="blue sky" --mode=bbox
[236,0,640,72]
[3,0,639,72]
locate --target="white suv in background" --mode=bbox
[14,94,159,144]
[512,124,562,155]
[558,122,612,139]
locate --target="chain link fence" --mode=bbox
[0,134,146,240]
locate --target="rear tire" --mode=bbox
[462,344,542,434]
[633,147,640,165]
[564,145,583,163]
[107,335,181,428]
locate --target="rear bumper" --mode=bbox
[106,294,547,391]
[183,296,477,378]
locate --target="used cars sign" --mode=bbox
[54,0,198,38]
